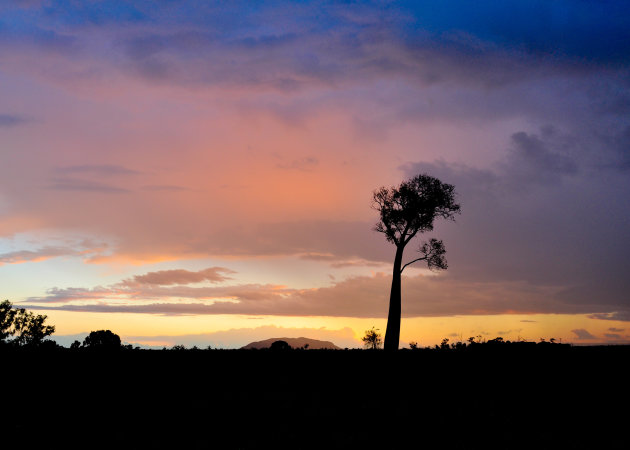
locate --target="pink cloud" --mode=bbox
[128,267,236,286]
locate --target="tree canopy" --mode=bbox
[83,330,122,349]
[373,174,460,247]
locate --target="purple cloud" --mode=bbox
[571,329,596,340]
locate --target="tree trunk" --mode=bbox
[384,244,405,351]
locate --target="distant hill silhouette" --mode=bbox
[241,337,340,350]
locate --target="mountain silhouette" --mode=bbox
[241,337,341,350]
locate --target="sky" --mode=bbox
[1,0,629,348]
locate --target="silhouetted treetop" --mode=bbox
[83,330,121,349]
[362,327,382,350]
[373,174,460,246]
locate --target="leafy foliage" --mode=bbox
[419,238,448,270]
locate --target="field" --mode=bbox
[3,345,628,449]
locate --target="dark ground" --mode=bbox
[2,345,628,449]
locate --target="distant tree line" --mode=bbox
[1,300,136,351]
[358,326,570,351]
[407,335,569,351]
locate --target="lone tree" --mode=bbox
[373,174,460,351]
[362,327,383,350]
[83,330,121,349]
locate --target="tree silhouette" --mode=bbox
[0,300,17,343]
[373,174,460,351]
[83,330,121,349]
[362,327,382,350]
[1,300,56,346]
[12,309,56,346]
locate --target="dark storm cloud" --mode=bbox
[410,1,630,64]
[14,0,630,63]
[401,126,630,318]
[505,130,578,185]
[122,1,629,87]
[3,1,630,89]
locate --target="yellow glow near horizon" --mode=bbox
[40,310,628,347]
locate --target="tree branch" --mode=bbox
[401,256,427,273]
[403,228,419,245]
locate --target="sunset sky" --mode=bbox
[1,0,629,348]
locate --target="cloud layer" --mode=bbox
[1,1,629,327]
[23,266,630,321]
